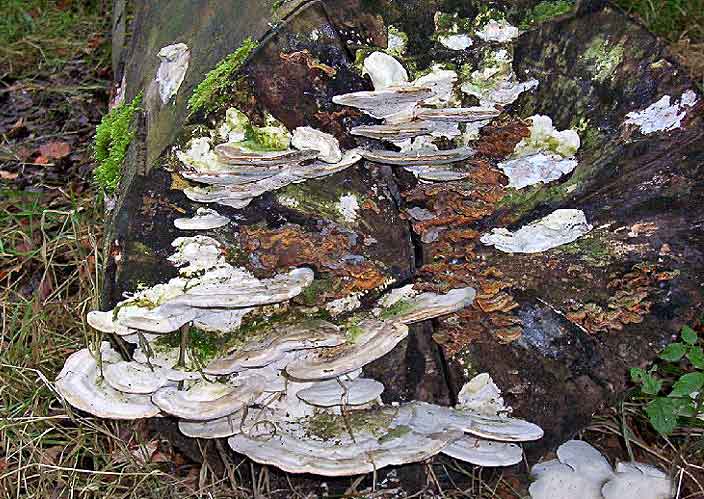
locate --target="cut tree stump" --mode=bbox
[106,0,703,479]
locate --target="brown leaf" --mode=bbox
[37,274,54,302]
[34,156,50,165]
[39,141,71,160]
[0,170,18,180]
[39,446,64,465]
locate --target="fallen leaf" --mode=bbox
[0,170,18,180]
[34,156,50,165]
[39,446,64,465]
[39,141,71,160]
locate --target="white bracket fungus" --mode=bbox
[87,236,313,335]
[377,287,476,324]
[286,319,410,380]
[362,51,409,89]
[529,440,672,499]
[290,126,343,163]
[156,43,190,104]
[360,146,475,166]
[475,19,520,43]
[481,209,593,253]
[152,377,266,421]
[174,207,230,230]
[176,115,362,209]
[296,378,384,407]
[204,319,345,375]
[55,343,161,419]
[460,48,538,107]
[498,115,581,189]
[624,90,698,134]
[441,436,523,466]
[457,372,510,416]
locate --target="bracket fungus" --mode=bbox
[155,43,190,104]
[624,90,698,134]
[481,209,593,253]
[176,113,362,209]
[498,115,580,189]
[66,0,704,487]
[529,440,672,499]
[174,207,230,230]
[55,343,161,420]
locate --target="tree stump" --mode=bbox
[104,0,703,479]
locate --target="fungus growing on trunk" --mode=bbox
[481,209,593,253]
[529,440,672,499]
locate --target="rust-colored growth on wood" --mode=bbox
[566,263,678,333]
[474,120,531,160]
[279,50,337,77]
[239,224,386,298]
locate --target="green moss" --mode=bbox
[345,324,365,343]
[298,278,334,306]
[305,409,393,440]
[93,93,142,193]
[378,299,414,320]
[221,107,290,152]
[187,37,258,115]
[559,235,612,266]
[153,327,229,367]
[378,424,411,443]
[582,37,624,83]
[520,0,575,29]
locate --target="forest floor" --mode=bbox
[0,1,702,498]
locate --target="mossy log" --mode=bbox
[107,0,703,482]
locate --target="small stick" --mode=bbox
[177,323,190,390]
[177,323,190,368]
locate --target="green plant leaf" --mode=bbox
[642,375,663,396]
[630,367,662,395]
[687,346,704,369]
[660,342,687,362]
[645,398,681,434]
[681,325,698,345]
[669,372,704,398]
[630,367,646,381]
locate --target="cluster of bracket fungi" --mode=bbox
[56,3,696,485]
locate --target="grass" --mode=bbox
[615,0,704,83]
[0,0,110,78]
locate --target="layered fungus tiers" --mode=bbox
[60,0,703,486]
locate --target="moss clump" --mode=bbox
[153,327,228,367]
[560,235,612,266]
[93,93,142,193]
[379,299,414,320]
[582,37,624,83]
[520,0,574,29]
[345,324,365,343]
[378,424,411,443]
[187,37,258,115]
[306,409,393,440]
[220,107,290,152]
[297,278,334,306]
